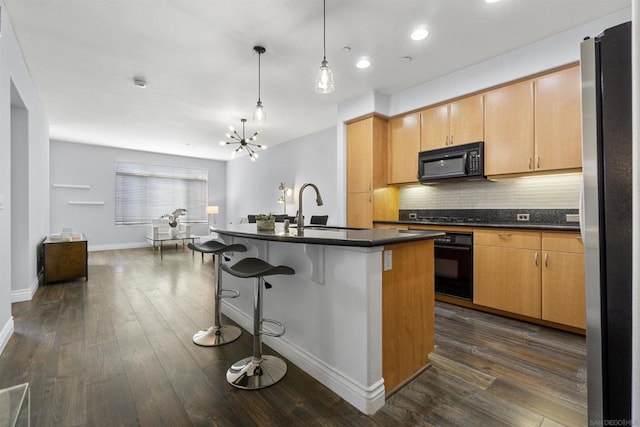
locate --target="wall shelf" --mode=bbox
[53,184,91,189]
[68,201,104,205]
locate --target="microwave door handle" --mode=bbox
[463,153,469,175]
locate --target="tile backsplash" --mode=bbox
[399,173,582,210]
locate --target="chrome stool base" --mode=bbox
[226,355,287,389]
[192,325,242,347]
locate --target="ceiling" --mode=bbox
[4,0,630,161]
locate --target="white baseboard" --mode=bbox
[88,242,150,252]
[11,276,39,303]
[222,303,386,415]
[0,317,15,355]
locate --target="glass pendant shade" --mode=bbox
[315,59,335,94]
[253,99,266,123]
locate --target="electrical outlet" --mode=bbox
[516,213,530,221]
[566,214,580,223]
[408,213,417,220]
[383,250,392,271]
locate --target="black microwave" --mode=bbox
[418,141,485,184]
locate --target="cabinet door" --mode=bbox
[474,245,542,318]
[484,80,534,175]
[388,113,420,184]
[535,65,582,171]
[346,118,373,193]
[347,192,373,228]
[420,105,449,150]
[542,250,585,329]
[449,94,484,146]
[541,232,585,329]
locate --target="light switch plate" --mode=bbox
[383,250,392,271]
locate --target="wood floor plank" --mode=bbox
[87,374,138,426]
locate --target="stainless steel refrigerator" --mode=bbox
[581,21,632,423]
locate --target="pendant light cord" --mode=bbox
[257,51,261,102]
[323,0,327,61]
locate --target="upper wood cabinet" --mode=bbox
[346,116,388,193]
[346,116,397,227]
[484,80,535,176]
[484,64,582,176]
[421,95,484,151]
[534,65,582,172]
[388,113,420,184]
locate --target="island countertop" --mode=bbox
[212,223,443,247]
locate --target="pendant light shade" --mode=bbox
[253,46,266,123]
[315,0,334,94]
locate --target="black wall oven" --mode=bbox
[412,229,473,300]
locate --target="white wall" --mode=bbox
[0,0,50,352]
[226,126,338,225]
[50,140,227,250]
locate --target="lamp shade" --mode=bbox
[207,205,219,214]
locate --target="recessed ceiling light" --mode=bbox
[410,28,429,41]
[399,56,413,63]
[485,0,501,3]
[356,57,371,69]
[342,46,352,53]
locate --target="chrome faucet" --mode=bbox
[297,183,323,235]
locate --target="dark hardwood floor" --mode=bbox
[1,247,587,426]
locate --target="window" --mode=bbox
[115,161,208,225]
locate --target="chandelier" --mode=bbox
[219,118,267,161]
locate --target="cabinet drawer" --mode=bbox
[542,232,584,253]
[473,229,540,249]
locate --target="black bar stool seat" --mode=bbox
[221,257,295,390]
[188,241,247,347]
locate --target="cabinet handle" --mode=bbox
[450,135,454,145]
[535,252,539,266]
[537,156,540,169]
[369,194,372,202]
[498,233,511,238]
[369,182,372,191]
[445,135,449,146]
[528,158,532,170]
[544,253,548,267]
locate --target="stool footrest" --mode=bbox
[260,318,285,337]
[218,288,240,299]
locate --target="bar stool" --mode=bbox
[188,240,247,346]
[220,257,295,389]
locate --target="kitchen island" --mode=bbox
[212,224,442,414]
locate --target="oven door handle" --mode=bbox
[435,244,471,251]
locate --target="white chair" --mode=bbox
[149,218,190,239]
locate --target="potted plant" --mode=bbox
[161,208,187,238]
[256,213,276,231]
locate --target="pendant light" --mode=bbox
[315,0,334,94]
[219,118,267,162]
[253,45,266,124]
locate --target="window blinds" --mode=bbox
[115,161,208,225]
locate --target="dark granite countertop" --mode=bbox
[374,220,580,232]
[213,224,443,247]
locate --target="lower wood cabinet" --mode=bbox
[44,238,88,284]
[473,229,585,329]
[541,232,585,329]
[474,230,542,318]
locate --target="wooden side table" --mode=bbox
[43,235,88,284]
